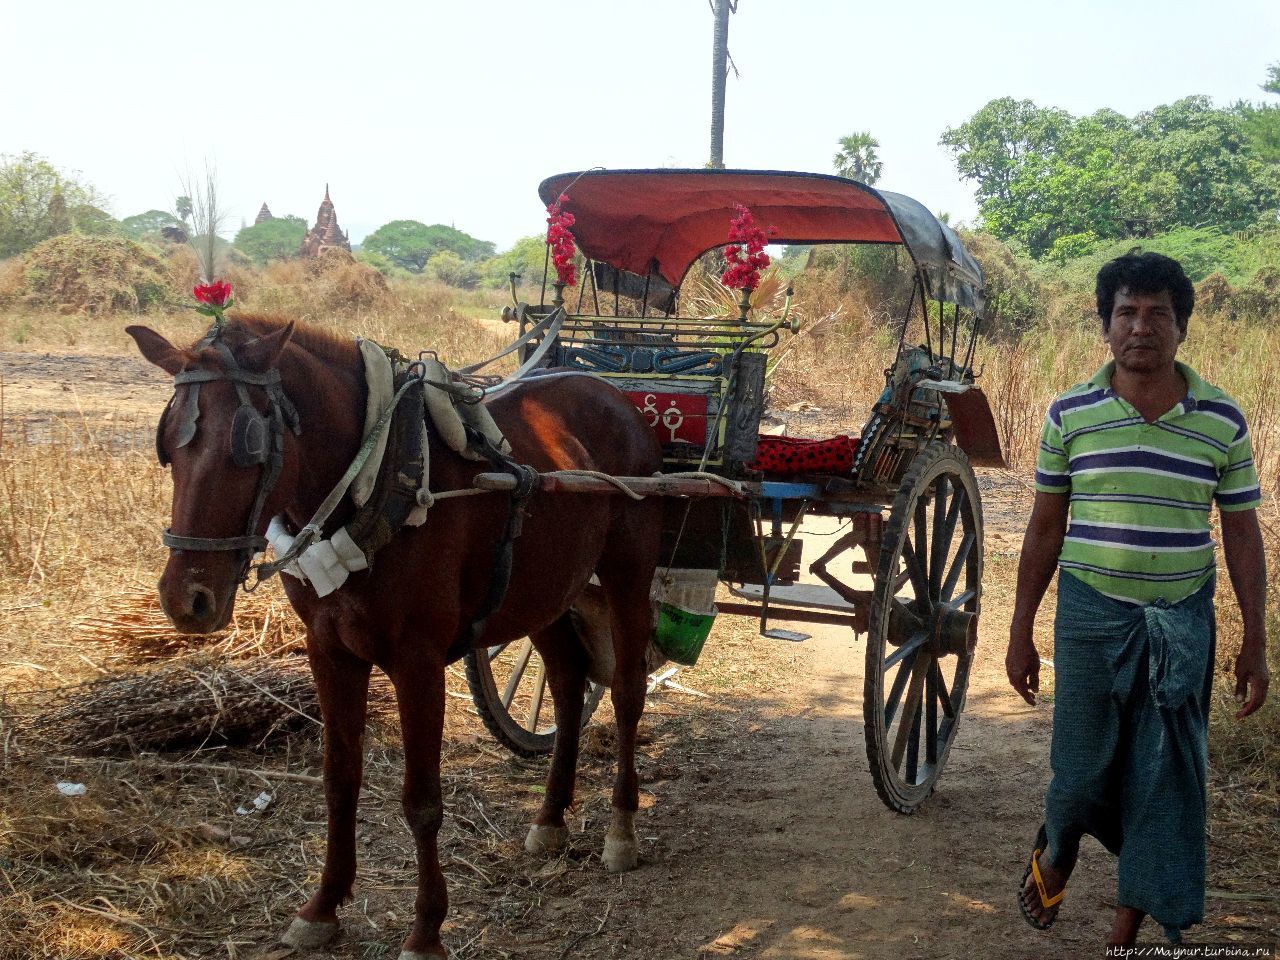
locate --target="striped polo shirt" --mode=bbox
[1035,360,1261,605]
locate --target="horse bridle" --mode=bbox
[157,330,301,585]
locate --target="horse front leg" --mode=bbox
[283,638,372,950]
[391,659,449,959]
[524,614,590,855]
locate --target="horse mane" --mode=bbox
[187,313,361,369]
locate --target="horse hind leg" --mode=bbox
[524,613,591,856]
[596,509,662,874]
[283,638,371,950]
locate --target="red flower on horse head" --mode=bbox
[193,279,234,326]
[194,280,232,307]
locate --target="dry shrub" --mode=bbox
[23,655,318,753]
[0,256,23,306]
[18,235,170,314]
[162,243,260,306]
[251,248,391,318]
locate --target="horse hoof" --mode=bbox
[602,833,639,873]
[525,824,569,854]
[281,916,340,950]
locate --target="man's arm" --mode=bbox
[1219,507,1269,719]
[1006,491,1069,705]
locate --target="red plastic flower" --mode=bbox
[194,280,232,307]
[545,193,578,288]
[720,204,777,292]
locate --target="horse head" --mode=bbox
[127,321,300,633]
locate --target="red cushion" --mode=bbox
[750,434,860,476]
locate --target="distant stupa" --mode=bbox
[299,185,351,257]
[255,203,274,225]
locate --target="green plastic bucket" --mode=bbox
[652,602,715,666]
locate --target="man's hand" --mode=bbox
[1008,491,1067,707]
[1219,507,1269,720]
[1234,643,1270,719]
[1006,630,1041,706]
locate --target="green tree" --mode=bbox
[942,96,1280,258]
[480,235,554,289]
[1263,61,1280,96]
[362,220,495,272]
[832,131,883,184]
[0,152,106,258]
[121,209,187,241]
[233,216,306,264]
[426,250,480,288]
[175,195,193,227]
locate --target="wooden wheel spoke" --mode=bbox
[913,497,929,575]
[934,661,955,719]
[900,533,930,601]
[940,530,976,602]
[884,629,928,671]
[524,664,547,731]
[486,643,507,663]
[929,479,950,600]
[925,660,939,766]
[500,639,534,709]
[948,588,976,609]
[904,698,923,783]
[890,653,928,770]
[883,655,915,728]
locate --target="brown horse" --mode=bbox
[127,315,663,958]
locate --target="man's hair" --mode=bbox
[1096,250,1195,332]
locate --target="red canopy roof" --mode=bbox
[539,169,906,288]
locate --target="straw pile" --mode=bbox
[74,586,305,660]
[23,655,319,753]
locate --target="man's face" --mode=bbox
[1104,288,1185,374]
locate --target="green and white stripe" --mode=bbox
[1035,361,1260,605]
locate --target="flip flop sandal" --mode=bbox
[1019,823,1065,930]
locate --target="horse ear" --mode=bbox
[126,325,185,376]
[237,321,295,372]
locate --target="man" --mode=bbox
[1006,251,1270,945]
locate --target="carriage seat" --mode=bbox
[749,433,860,477]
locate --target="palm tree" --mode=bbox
[833,132,883,185]
[175,195,193,227]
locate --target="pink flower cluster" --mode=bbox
[720,204,776,292]
[545,193,577,288]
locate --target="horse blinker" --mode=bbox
[231,404,271,467]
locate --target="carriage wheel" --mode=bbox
[465,640,607,758]
[864,442,982,813]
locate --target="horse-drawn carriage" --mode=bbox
[133,167,1004,955]
[464,168,1004,814]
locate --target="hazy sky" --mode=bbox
[3,0,1277,249]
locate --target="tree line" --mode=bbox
[3,61,1277,293]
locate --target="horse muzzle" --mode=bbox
[158,559,239,633]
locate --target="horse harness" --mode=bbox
[156,326,540,651]
[157,330,301,578]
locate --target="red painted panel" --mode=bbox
[623,391,709,446]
